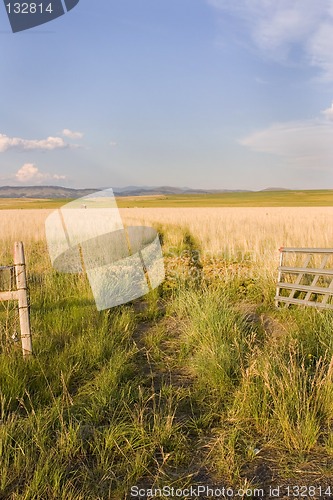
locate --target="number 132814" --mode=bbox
[6,3,54,14]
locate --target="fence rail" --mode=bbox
[0,242,32,357]
[275,247,333,310]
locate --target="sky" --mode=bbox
[0,0,333,190]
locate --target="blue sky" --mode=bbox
[1,0,333,190]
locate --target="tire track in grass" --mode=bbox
[125,232,219,497]
[129,312,217,496]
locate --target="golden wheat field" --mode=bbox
[1,207,333,267]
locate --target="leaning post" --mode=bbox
[14,241,32,357]
[275,247,284,308]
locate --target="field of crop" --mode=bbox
[1,204,333,499]
[116,190,333,208]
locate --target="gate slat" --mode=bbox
[279,266,333,275]
[277,282,333,295]
[275,295,333,310]
[287,253,312,301]
[0,291,19,301]
[304,255,329,302]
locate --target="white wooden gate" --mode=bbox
[275,247,333,310]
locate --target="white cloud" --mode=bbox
[239,105,333,170]
[321,104,333,120]
[62,129,84,139]
[207,0,333,80]
[306,22,333,81]
[15,164,67,183]
[109,141,118,147]
[0,134,69,153]
[15,164,39,182]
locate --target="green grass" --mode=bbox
[119,189,333,207]
[117,189,333,207]
[1,231,333,498]
[1,189,333,209]
[0,198,72,210]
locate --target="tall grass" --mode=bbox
[167,285,333,484]
[1,207,333,496]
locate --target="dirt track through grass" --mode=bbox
[130,310,216,492]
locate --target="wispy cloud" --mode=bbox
[207,0,333,80]
[321,103,333,120]
[0,133,69,153]
[62,128,84,139]
[255,76,268,85]
[15,164,67,183]
[240,104,333,170]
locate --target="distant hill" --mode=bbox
[0,185,253,199]
[113,186,252,196]
[0,186,97,199]
[260,187,290,192]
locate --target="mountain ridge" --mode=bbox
[0,185,292,199]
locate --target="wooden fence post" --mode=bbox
[14,241,32,357]
[275,247,283,308]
